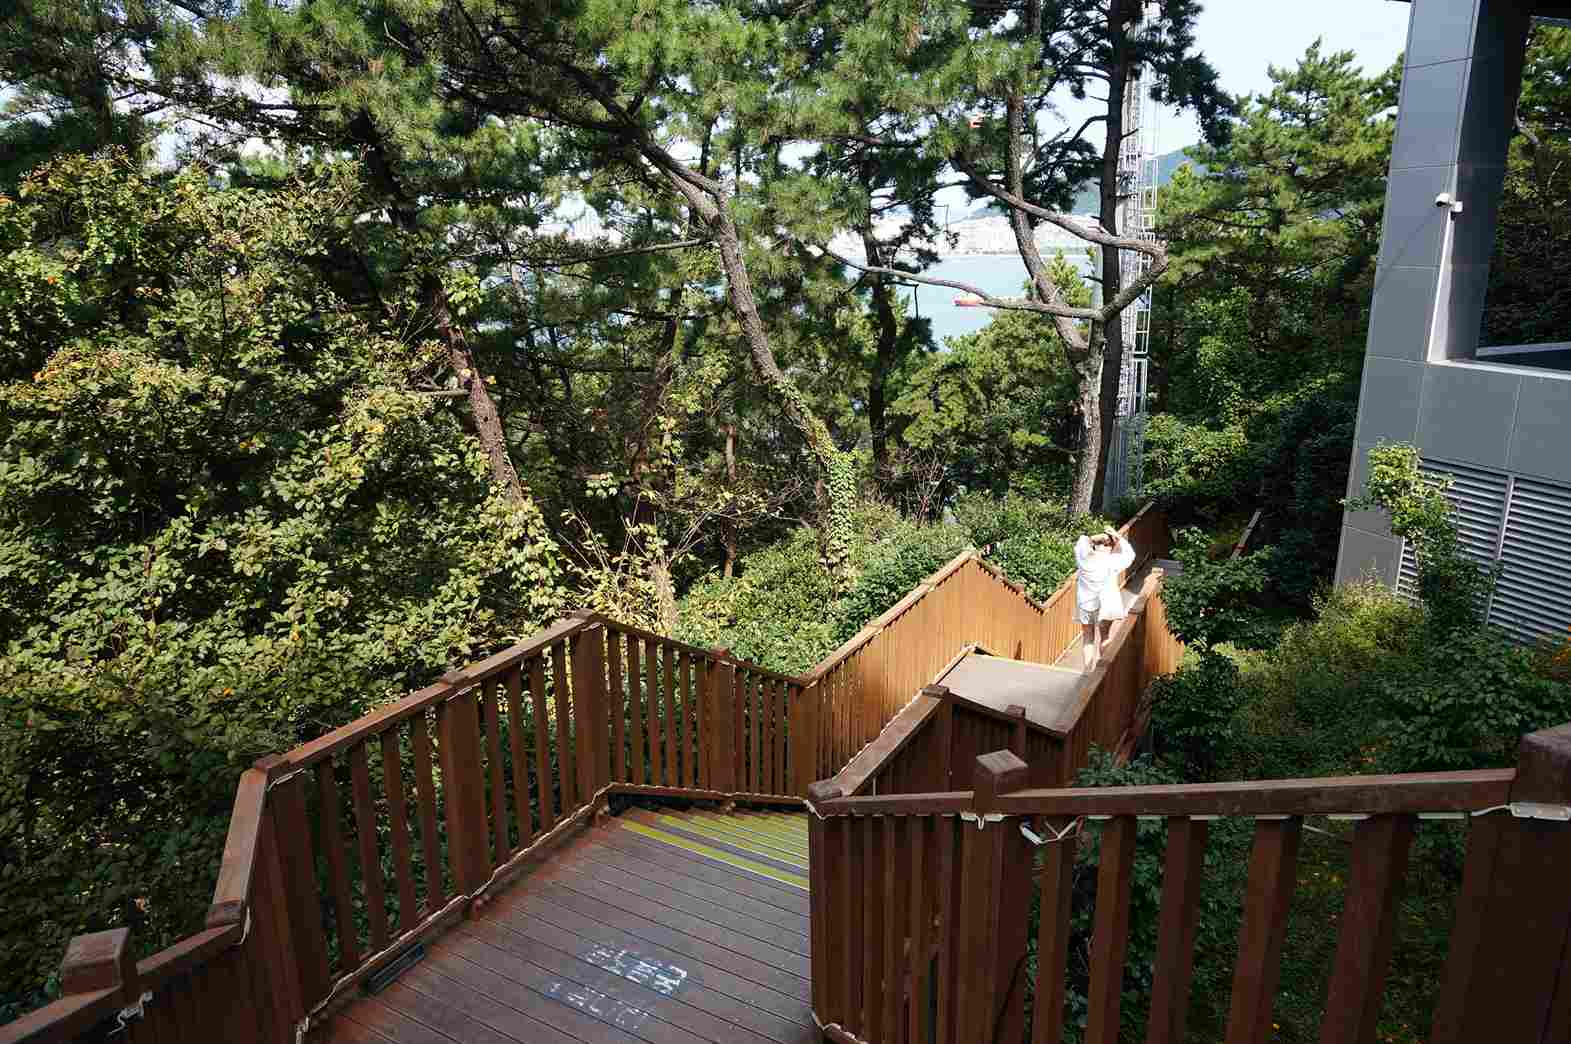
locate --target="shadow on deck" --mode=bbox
[324,809,816,1044]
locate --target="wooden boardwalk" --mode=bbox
[322,809,818,1044]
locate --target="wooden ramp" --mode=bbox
[322,809,818,1044]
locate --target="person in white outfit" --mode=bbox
[1075,526,1135,669]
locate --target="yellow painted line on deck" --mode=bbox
[689,815,810,857]
[617,821,810,891]
[653,814,810,868]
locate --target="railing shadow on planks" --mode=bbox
[804,731,1571,1044]
[0,504,1170,1044]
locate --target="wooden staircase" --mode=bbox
[324,806,817,1044]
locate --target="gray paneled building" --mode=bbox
[1337,0,1571,640]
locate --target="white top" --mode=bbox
[1075,535,1135,612]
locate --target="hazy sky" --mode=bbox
[1150,0,1413,152]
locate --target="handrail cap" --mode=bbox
[61,928,136,998]
[807,780,845,802]
[1513,723,1571,805]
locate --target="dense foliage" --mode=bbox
[0,155,564,1014]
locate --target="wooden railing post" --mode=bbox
[1433,723,1571,1044]
[706,649,737,792]
[956,751,1033,1044]
[228,756,320,1038]
[570,618,608,801]
[1006,704,1027,759]
[806,781,841,1026]
[436,685,490,895]
[791,681,821,795]
[61,927,138,1008]
[924,685,955,791]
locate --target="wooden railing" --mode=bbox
[802,503,1169,783]
[4,505,1168,1043]
[1,613,812,1044]
[806,724,1571,1044]
[818,563,1182,800]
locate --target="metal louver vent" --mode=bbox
[1491,477,1571,643]
[1395,459,1509,604]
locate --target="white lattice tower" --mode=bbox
[1107,2,1159,508]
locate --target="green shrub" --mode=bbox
[676,527,842,673]
[830,522,973,644]
[1149,651,1245,781]
[1160,527,1268,650]
[1378,631,1571,773]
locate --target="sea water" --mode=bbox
[894,253,1094,346]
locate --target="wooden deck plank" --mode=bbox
[566,841,808,932]
[437,922,786,1044]
[518,862,813,976]
[470,893,813,1031]
[409,946,681,1044]
[491,882,810,1002]
[592,828,809,916]
[490,890,812,1019]
[386,969,588,1044]
[321,811,818,1044]
[553,845,811,943]
[548,845,807,949]
[451,918,813,1044]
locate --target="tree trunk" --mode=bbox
[652,555,677,634]
[425,273,529,504]
[675,177,856,585]
[1092,12,1134,512]
[862,226,899,477]
[1069,349,1104,514]
[723,419,739,578]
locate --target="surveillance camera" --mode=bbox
[1434,192,1453,208]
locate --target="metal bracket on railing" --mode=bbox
[959,812,1004,830]
[1510,802,1571,821]
[1020,819,1080,847]
[115,990,152,1031]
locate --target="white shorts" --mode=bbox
[1077,596,1128,626]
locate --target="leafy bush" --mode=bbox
[1378,631,1571,773]
[0,155,564,1014]
[1159,527,1268,650]
[1149,651,1245,781]
[953,491,1107,602]
[1346,443,1496,637]
[676,526,843,673]
[830,521,973,644]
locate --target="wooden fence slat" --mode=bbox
[1086,816,1137,1044]
[437,689,490,895]
[530,657,555,834]
[884,815,905,1039]
[571,626,607,800]
[862,814,886,1042]
[646,637,663,786]
[1318,815,1414,1044]
[774,680,787,795]
[664,642,678,789]
[551,640,576,811]
[628,637,645,787]
[1224,817,1303,1044]
[504,667,532,849]
[483,679,509,861]
[1033,817,1078,1044]
[608,633,626,784]
[681,652,695,789]
[410,711,444,911]
[1145,817,1209,1044]
[268,772,331,1010]
[315,760,360,971]
[380,729,419,935]
[908,815,930,1044]
[935,811,959,1044]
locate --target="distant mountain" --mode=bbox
[1068,147,1196,215]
